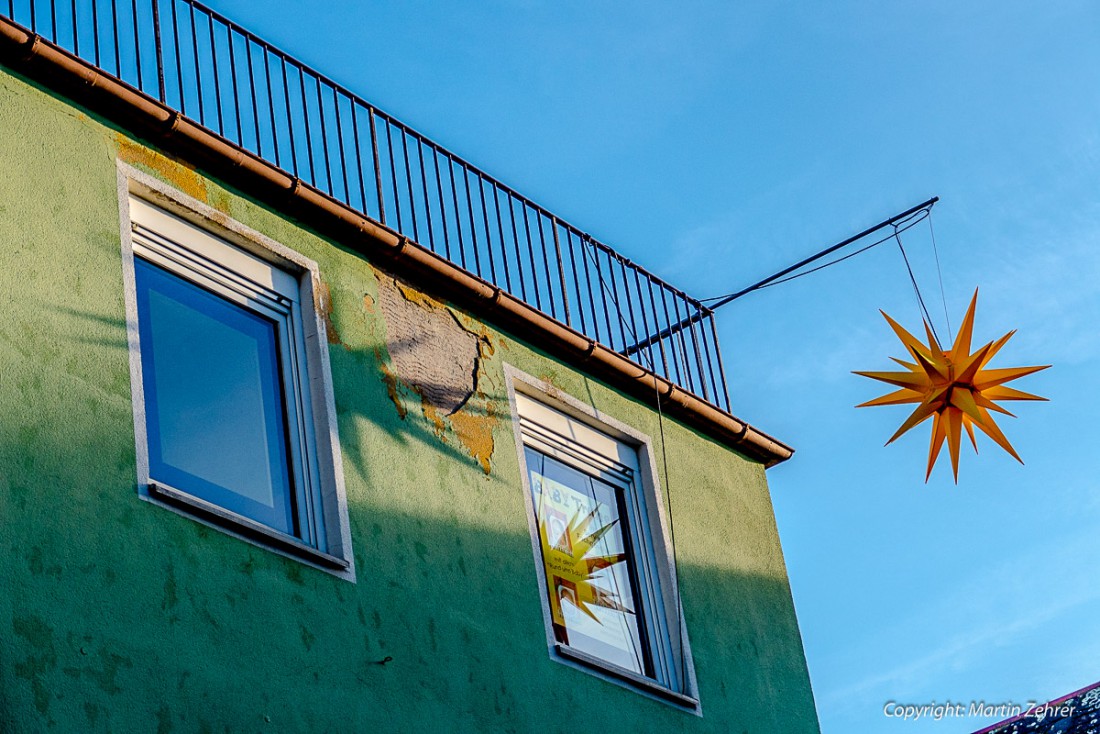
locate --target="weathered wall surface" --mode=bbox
[0,66,819,733]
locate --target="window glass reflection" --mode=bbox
[136,258,295,535]
[526,447,648,676]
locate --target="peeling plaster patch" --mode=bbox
[394,280,443,311]
[538,370,566,394]
[115,136,211,205]
[315,280,342,345]
[447,402,497,475]
[379,277,480,415]
[375,275,497,473]
[374,347,408,420]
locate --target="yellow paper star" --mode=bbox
[855,289,1049,482]
[538,507,632,624]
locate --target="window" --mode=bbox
[509,372,697,708]
[122,180,352,577]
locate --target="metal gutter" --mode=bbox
[0,16,793,467]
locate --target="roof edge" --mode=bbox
[0,16,793,467]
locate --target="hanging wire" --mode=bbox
[928,212,952,341]
[577,196,951,689]
[893,223,942,345]
[649,372,686,688]
[581,242,688,689]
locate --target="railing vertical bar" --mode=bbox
[29,0,35,33]
[685,313,710,401]
[606,254,628,351]
[367,108,385,225]
[669,295,696,393]
[673,294,692,388]
[187,1,202,124]
[535,213,556,316]
[50,0,56,39]
[592,243,614,348]
[462,164,481,276]
[333,89,350,200]
[698,313,720,406]
[477,174,495,284]
[447,156,465,269]
[130,0,141,86]
[658,287,683,385]
[401,128,418,243]
[432,146,449,259]
[521,204,540,310]
[565,230,586,335]
[631,268,653,372]
[297,67,315,183]
[91,0,100,67]
[108,0,120,75]
[493,186,512,293]
[674,296,696,392]
[70,0,78,55]
[313,75,332,193]
[508,196,525,301]
[280,57,296,175]
[418,138,434,251]
[384,119,402,230]
[152,0,165,101]
[260,47,280,166]
[551,219,571,326]
[226,26,242,143]
[206,12,222,132]
[169,0,181,111]
[622,260,643,360]
[710,315,731,410]
[645,276,671,381]
[579,235,599,343]
[244,36,261,156]
[350,103,368,216]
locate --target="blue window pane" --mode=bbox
[136,257,296,535]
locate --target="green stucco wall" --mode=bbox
[0,65,819,733]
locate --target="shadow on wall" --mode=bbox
[52,263,502,490]
[2,464,812,733]
[3,293,820,733]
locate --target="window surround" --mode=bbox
[504,364,700,712]
[117,162,355,581]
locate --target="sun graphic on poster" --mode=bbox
[538,507,633,624]
[855,289,1049,482]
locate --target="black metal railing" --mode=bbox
[2,0,732,410]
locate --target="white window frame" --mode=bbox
[117,163,355,581]
[505,365,699,711]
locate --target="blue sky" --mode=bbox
[214,1,1100,731]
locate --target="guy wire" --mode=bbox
[894,222,941,345]
[582,242,688,688]
[701,209,931,299]
[928,212,952,342]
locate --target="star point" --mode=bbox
[856,290,1049,482]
